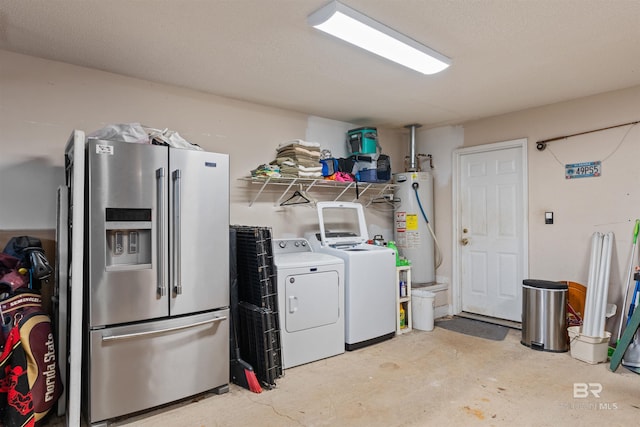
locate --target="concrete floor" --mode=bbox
[46,325,638,426]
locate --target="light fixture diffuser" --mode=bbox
[308,1,450,75]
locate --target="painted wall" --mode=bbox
[8,48,638,326]
[414,125,464,289]
[0,50,405,241]
[427,86,640,321]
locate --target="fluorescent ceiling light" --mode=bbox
[308,1,451,75]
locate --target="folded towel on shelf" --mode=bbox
[272,157,296,166]
[298,164,322,172]
[276,145,321,159]
[273,155,318,169]
[277,139,321,149]
[298,170,323,178]
[278,167,299,178]
[265,140,324,178]
[269,157,323,178]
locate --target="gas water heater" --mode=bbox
[393,124,436,285]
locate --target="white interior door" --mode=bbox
[454,139,528,322]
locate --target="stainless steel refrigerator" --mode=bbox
[82,138,229,424]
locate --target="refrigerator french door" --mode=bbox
[84,139,229,424]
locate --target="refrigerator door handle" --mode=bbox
[156,168,166,296]
[172,169,182,295]
[101,316,227,342]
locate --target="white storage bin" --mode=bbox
[412,288,435,331]
[568,326,610,364]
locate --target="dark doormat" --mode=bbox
[435,317,509,341]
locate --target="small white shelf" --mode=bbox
[240,176,396,207]
[396,265,412,334]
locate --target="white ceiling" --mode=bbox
[1,0,639,129]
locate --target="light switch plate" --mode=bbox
[545,211,553,224]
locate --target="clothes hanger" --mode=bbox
[280,185,312,206]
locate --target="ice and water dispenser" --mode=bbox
[105,208,152,269]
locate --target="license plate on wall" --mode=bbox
[565,161,601,179]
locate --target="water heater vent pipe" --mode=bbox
[405,123,421,172]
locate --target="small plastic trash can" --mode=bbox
[521,279,569,352]
[412,288,436,331]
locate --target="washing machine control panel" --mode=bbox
[273,238,312,254]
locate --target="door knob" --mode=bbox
[461,238,470,246]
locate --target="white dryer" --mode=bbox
[273,238,345,369]
[306,201,396,351]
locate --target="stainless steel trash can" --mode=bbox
[521,279,568,352]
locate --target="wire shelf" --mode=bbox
[239,176,396,207]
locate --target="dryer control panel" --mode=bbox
[273,238,312,255]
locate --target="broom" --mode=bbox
[230,314,262,393]
[231,349,262,393]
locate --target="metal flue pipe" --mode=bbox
[405,124,422,172]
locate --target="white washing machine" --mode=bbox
[273,238,345,369]
[306,201,396,351]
